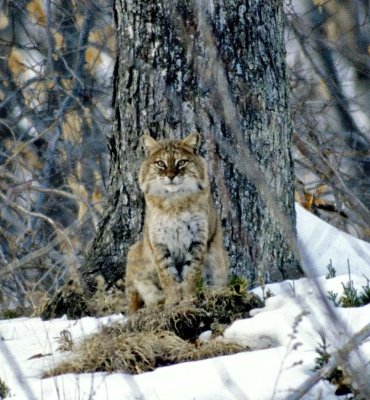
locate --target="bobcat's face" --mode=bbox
[139,133,208,197]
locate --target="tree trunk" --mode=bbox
[80,0,302,293]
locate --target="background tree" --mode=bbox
[0,0,114,311]
[81,0,303,294]
[287,0,370,238]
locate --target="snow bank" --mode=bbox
[0,206,369,399]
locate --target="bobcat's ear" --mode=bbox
[141,135,160,154]
[181,132,201,153]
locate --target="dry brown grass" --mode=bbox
[124,303,209,340]
[45,282,262,377]
[45,326,246,376]
[125,285,263,339]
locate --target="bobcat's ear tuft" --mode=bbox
[181,132,201,153]
[141,135,160,154]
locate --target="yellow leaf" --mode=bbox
[67,173,88,222]
[53,31,64,51]
[61,79,73,90]
[62,111,82,144]
[27,0,46,26]
[319,79,331,100]
[0,12,9,29]
[315,185,327,195]
[8,49,26,77]
[85,47,102,72]
[304,193,314,210]
[326,21,338,41]
[89,31,102,43]
[4,139,43,170]
[76,161,83,181]
[76,14,84,29]
[313,198,326,207]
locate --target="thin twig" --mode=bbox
[0,219,83,279]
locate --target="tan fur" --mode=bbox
[125,133,229,313]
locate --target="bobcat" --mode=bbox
[125,132,229,312]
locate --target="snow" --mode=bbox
[0,204,369,399]
[296,204,370,277]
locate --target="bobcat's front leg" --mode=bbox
[182,230,208,301]
[152,243,182,304]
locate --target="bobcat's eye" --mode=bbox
[155,160,166,169]
[177,159,188,168]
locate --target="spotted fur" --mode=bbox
[125,133,229,312]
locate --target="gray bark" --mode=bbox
[80,0,302,292]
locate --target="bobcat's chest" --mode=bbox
[149,211,207,256]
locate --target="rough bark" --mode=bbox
[80,0,302,292]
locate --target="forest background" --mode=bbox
[0,0,369,313]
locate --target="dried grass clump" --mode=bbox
[45,281,262,377]
[40,277,127,320]
[197,285,263,324]
[46,330,177,375]
[179,340,247,362]
[45,327,246,377]
[125,303,211,340]
[125,284,263,340]
[40,280,89,320]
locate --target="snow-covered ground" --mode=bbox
[0,204,369,399]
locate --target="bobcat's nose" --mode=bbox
[166,171,176,181]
